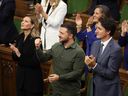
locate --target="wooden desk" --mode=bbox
[0,45,17,96]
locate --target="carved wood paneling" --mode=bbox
[0,45,17,96]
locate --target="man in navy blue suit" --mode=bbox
[85,18,122,96]
[0,0,18,45]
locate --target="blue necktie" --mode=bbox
[99,43,104,56]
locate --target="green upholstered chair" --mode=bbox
[14,18,21,32]
[67,0,90,14]
[124,86,128,96]
[123,81,128,96]
[120,4,128,22]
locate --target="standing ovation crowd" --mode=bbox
[0,0,128,96]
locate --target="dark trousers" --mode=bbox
[17,89,43,96]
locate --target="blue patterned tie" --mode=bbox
[99,43,104,56]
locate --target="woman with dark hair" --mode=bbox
[118,20,128,72]
[86,0,120,21]
[76,5,111,56]
[75,5,111,78]
[10,16,43,96]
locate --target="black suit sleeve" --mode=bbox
[0,0,15,23]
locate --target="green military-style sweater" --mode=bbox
[37,42,85,96]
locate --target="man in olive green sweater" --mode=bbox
[35,22,85,96]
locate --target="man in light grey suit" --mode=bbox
[85,18,122,96]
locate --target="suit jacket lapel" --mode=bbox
[96,42,101,59]
[92,41,101,62]
[98,39,113,62]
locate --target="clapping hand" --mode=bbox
[9,43,21,57]
[121,20,128,36]
[86,16,94,28]
[75,13,82,26]
[35,3,43,14]
[48,74,59,83]
[85,55,96,67]
[35,38,42,49]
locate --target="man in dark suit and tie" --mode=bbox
[85,18,122,96]
[0,0,18,45]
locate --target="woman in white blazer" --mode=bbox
[35,0,67,50]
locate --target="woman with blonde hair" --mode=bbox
[10,16,43,96]
[35,0,67,50]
